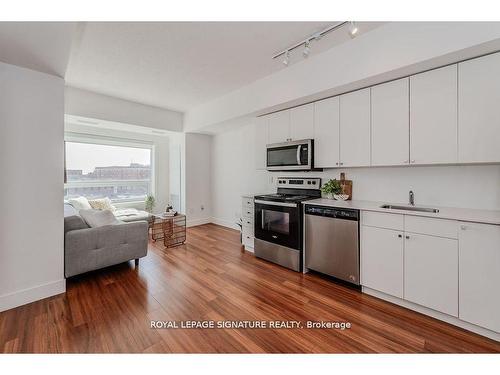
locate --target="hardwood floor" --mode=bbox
[1,223,499,353]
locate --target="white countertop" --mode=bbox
[303,198,500,225]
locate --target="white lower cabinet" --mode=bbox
[361,225,404,298]
[361,212,500,336]
[404,233,458,316]
[459,222,500,333]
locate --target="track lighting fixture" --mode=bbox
[282,50,290,66]
[273,21,360,66]
[303,40,311,58]
[348,21,359,38]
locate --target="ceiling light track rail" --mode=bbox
[272,21,348,60]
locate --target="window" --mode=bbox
[64,139,153,202]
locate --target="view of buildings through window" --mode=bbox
[64,141,152,201]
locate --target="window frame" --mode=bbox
[64,132,155,203]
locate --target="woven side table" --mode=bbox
[150,213,186,248]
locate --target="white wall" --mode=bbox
[65,121,173,214]
[210,120,500,229]
[184,133,212,226]
[0,62,65,312]
[65,86,184,132]
[186,22,500,133]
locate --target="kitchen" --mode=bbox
[234,50,500,342]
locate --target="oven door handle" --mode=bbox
[296,145,302,165]
[255,199,297,208]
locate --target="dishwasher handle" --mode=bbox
[304,205,359,221]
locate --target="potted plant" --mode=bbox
[321,179,343,199]
[145,195,156,213]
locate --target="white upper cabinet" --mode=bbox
[410,65,458,164]
[267,110,290,144]
[254,116,269,170]
[313,97,340,168]
[458,52,500,163]
[371,78,409,166]
[339,88,371,167]
[459,222,500,333]
[290,103,314,141]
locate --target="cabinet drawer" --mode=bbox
[242,223,254,235]
[405,215,457,239]
[242,197,254,207]
[242,205,254,218]
[242,234,254,248]
[242,216,254,227]
[362,211,404,231]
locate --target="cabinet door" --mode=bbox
[361,226,403,298]
[371,78,409,166]
[404,233,458,316]
[268,110,290,144]
[458,52,500,163]
[254,116,269,170]
[290,103,314,140]
[339,88,371,167]
[459,222,500,332]
[410,65,458,164]
[313,97,340,168]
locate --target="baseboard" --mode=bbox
[211,217,239,230]
[363,287,500,342]
[0,279,66,313]
[186,217,212,227]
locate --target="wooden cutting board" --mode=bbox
[339,172,352,200]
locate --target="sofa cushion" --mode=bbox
[79,209,120,228]
[68,196,92,210]
[114,208,151,222]
[64,215,89,235]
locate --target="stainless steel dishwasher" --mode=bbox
[304,205,360,285]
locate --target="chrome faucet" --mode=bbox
[409,190,415,206]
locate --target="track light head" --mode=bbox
[303,40,311,58]
[282,50,290,66]
[348,21,359,38]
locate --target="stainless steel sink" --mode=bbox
[380,204,440,213]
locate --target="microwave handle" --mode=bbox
[296,145,302,165]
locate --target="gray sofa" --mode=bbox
[64,204,149,278]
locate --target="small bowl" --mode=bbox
[333,194,349,201]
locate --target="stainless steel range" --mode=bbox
[254,177,321,272]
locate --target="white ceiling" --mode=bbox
[0,22,75,77]
[65,22,383,112]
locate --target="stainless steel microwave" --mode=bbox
[266,139,313,171]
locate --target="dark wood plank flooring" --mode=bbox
[1,223,499,353]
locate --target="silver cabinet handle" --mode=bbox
[405,235,410,239]
[340,162,344,166]
[335,162,339,165]
[397,234,402,238]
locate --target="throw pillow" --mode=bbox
[79,209,120,228]
[88,197,116,211]
[68,196,92,210]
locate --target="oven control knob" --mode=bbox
[312,181,316,185]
